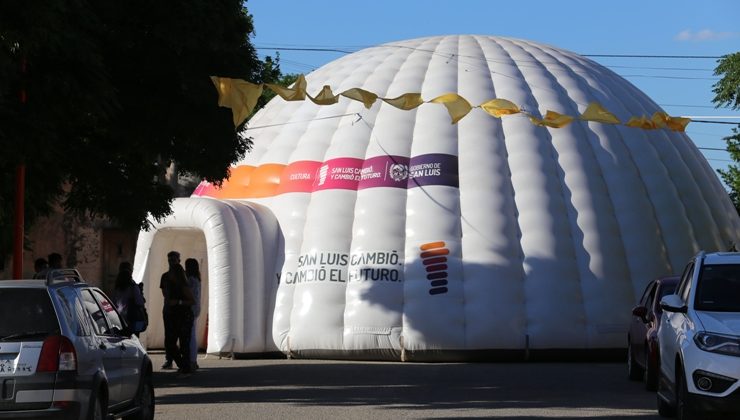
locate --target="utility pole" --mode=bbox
[12,56,27,279]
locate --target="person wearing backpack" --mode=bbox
[113,262,147,336]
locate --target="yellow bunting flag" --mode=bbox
[308,85,339,105]
[429,93,473,124]
[266,74,307,101]
[381,93,424,110]
[651,111,690,132]
[479,98,521,117]
[666,116,691,132]
[529,110,574,128]
[580,102,620,125]
[651,112,670,129]
[340,88,379,109]
[626,116,657,130]
[211,75,693,131]
[209,76,263,127]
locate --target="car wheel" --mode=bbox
[644,352,658,391]
[676,368,698,420]
[124,375,155,420]
[657,370,675,418]
[628,344,643,381]
[657,392,675,418]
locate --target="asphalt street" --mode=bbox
[148,351,663,419]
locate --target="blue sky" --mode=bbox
[247,0,740,173]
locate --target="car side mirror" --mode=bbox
[110,326,133,337]
[631,305,648,320]
[659,295,687,314]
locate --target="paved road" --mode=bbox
[150,352,661,419]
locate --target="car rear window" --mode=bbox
[696,264,740,312]
[0,288,60,340]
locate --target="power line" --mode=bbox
[254,44,734,119]
[582,54,721,59]
[256,46,724,60]
[690,120,740,125]
[661,104,717,109]
[620,74,719,80]
[607,65,713,72]
[699,147,729,151]
[683,116,740,119]
[256,46,355,54]
[687,130,736,137]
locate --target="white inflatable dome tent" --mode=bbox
[134,35,740,361]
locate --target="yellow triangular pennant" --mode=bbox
[529,110,574,128]
[479,98,521,117]
[266,74,307,101]
[626,116,657,130]
[340,88,378,109]
[308,85,339,105]
[651,112,669,129]
[381,93,424,110]
[212,75,692,133]
[580,102,620,125]
[429,93,472,124]
[209,76,263,127]
[650,112,692,132]
[666,116,691,132]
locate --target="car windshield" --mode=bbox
[695,264,740,312]
[0,288,60,340]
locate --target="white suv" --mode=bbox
[657,251,740,419]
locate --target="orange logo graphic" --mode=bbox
[420,241,449,295]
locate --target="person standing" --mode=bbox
[47,252,63,269]
[185,258,202,370]
[160,251,180,370]
[33,252,62,279]
[112,262,146,335]
[32,258,48,279]
[165,263,195,376]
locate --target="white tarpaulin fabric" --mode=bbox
[135,35,740,360]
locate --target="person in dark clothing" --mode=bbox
[112,262,146,335]
[163,263,195,375]
[32,258,48,279]
[47,252,63,269]
[33,252,62,279]
[185,258,202,369]
[160,251,180,370]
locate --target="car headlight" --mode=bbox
[694,332,740,356]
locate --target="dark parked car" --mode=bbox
[0,269,153,419]
[627,275,679,390]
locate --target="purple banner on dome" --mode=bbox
[407,153,459,188]
[312,158,363,191]
[357,155,411,190]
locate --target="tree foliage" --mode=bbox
[255,54,300,110]
[0,0,290,258]
[713,52,740,214]
[713,52,740,111]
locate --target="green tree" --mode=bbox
[713,52,740,214]
[0,0,270,259]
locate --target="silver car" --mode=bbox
[0,269,154,419]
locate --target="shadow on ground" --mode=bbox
[152,356,665,419]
